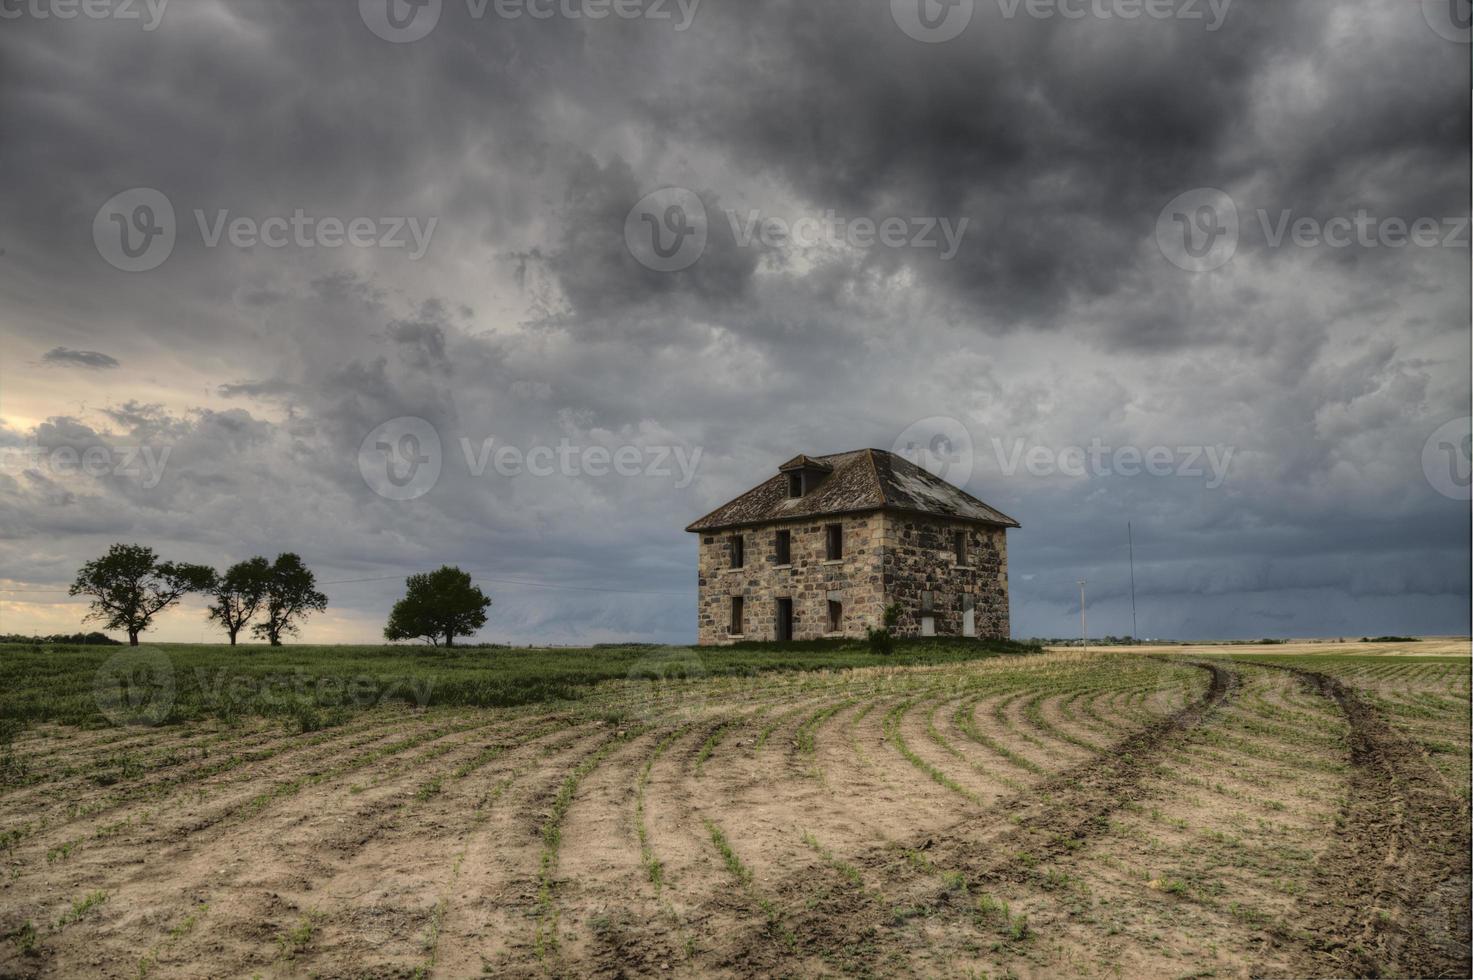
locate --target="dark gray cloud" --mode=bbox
[0,0,1466,642]
[41,347,120,369]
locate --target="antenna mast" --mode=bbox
[1128,522,1138,644]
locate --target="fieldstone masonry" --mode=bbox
[688,450,1017,645]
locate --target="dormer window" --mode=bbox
[778,454,834,500]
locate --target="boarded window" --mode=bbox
[921,591,936,637]
[787,471,803,498]
[827,599,842,633]
[825,524,843,560]
[731,534,744,569]
[954,530,968,565]
[775,529,791,565]
[730,596,744,635]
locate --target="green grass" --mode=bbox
[55,890,109,929]
[0,638,1038,729]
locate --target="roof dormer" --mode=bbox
[778,454,834,498]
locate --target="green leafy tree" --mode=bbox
[69,543,214,646]
[866,603,903,656]
[383,566,492,647]
[251,553,328,646]
[205,556,271,646]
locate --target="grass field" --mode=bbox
[0,638,1467,977]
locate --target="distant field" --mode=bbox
[0,641,1467,977]
[0,638,1038,729]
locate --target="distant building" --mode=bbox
[685,449,1019,645]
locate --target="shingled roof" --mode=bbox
[685,449,1019,532]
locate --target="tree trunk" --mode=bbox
[446,631,454,648]
[228,628,238,646]
[129,631,139,647]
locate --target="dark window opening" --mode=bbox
[776,597,793,642]
[787,471,803,498]
[825,523,843,560]
[775,529,791,565]
[827,600,842,633]
[954,530,968,565]
[730,534,744,569]
[730,597,744,635]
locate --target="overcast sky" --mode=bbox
[0,0,1468,644]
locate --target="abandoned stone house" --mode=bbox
[685,449,1019,645]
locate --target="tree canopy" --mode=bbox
[384,566,492,647]
[252,553,328,646]
[69,543,214,646]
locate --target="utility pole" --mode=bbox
[1128,522,1138,645]
[1077,579,1088,654]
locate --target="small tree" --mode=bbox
[384,566,492,647]
[206,556,271,646]
[251,553,328,646]
[69,543,214,646]
[866,603,902,656]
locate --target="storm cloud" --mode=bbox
[0,0,1466,643]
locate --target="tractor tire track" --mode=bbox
[1264,664,1472,979]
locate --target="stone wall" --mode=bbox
[694,510,1011,644]
[879,513,1010,640]
[695,513,885,644]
